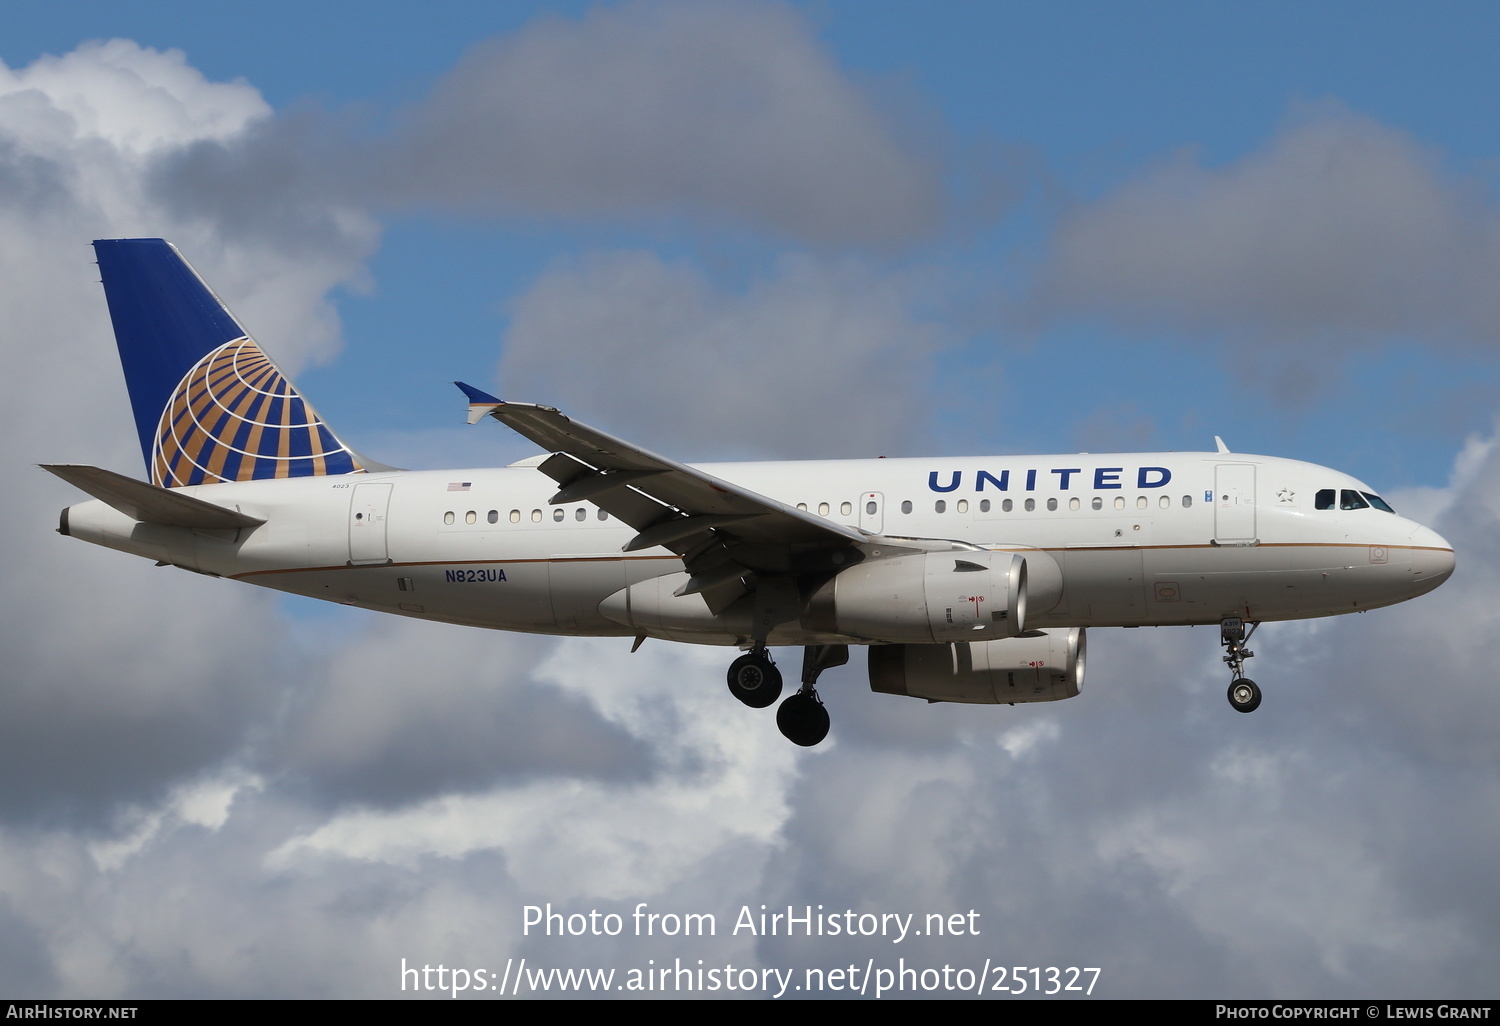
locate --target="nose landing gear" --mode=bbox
[1220,617,1262,713]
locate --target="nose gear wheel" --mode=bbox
[1228,678,1262,713]
[1220,618,1263,713]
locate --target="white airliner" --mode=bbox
[46,240,1456,746]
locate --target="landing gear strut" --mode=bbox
[727,647,782,708]
[776,644,847,747]
[1220,617,1262,713]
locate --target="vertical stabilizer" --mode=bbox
[92,239,363,487]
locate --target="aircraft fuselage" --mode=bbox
[60,450,1454,648]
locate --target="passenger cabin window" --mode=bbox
[1002,499,1013,512]
[866,500,877,515]
[488,510,498,524]
[553,509,565,522]
[841,501,853,516]
[935,500,947,513]
[443,511,455,525]
[1182,495,1192,508]
[979,499,990,513]
[509,510,521,523]
[957,499,969,513]
[818,502,829,516]
[1024,498,1035,512]
[901,500,912,514]
[531,509,542,522]
[1092,497,1103,510]
[1069,497,1081,511]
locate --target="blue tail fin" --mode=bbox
[93,239,364,487]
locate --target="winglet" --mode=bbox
[455,381,504,425]
[1214,435,1230,454]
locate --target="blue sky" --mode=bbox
[4,0,1499,1000]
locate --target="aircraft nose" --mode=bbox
[1408,524,1456,588]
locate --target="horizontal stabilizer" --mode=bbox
[41,464,265,530]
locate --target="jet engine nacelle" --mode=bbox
[805,550,1028,644]
[868,627,1086,704]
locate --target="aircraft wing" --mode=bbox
[457,383,866,599]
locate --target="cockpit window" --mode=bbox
[1317,487,1395,513]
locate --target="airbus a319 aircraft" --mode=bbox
[46,240,1456,746]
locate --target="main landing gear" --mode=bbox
[1220,617,1262,713]
[727,648,782,708]
[727,644,847,746]
[777,644,847,747]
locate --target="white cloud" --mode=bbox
[497,249,941,459]
[0,39,268,156]
[0,38,371,830]
[133,0,957,256]
[274,639,798,893]
[1031,103,1500,352]
[87,771,261,872]
[389,0,944,244]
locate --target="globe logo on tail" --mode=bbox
[151,337,362,487]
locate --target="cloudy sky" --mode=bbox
[3,0,1498,999]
